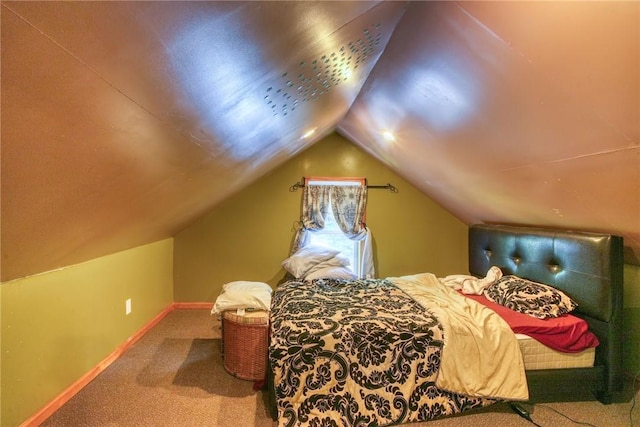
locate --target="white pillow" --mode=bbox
[305,266,357,281]
[303,254,350,278]
[211,281,272,314]
[281,245,341,278]
[223,280,272,293]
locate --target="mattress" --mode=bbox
[517,333,595,370]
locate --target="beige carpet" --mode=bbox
[41,309,639,427]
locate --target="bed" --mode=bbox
[266,223,624,425]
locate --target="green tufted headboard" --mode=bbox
[468,223,623,403]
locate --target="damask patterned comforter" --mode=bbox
[269,276,527,427]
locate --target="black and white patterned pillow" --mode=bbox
[483,275,578,319]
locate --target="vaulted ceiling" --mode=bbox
[2,1,638,282]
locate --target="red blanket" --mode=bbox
[462,293,599,353]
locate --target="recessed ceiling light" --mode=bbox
[382,130,396,142]
[302,127,317,139]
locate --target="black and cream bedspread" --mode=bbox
[269,278,497,427]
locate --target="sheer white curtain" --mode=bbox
[292,182,375,278]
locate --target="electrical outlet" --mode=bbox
[125,298,132,315]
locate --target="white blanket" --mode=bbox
[391,272,529,401]
[439,265,503,295]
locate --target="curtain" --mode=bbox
[329,185,374,278]
[291,185,330,253]
[291,182,375,278]
[329,185,367,239]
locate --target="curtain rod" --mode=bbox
[289,181,398,193]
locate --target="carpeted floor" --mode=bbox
[41,309,639,427]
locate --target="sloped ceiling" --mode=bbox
[339,1,639,258]
[1,1,638,282]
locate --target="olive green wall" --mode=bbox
[0,239,174,427]
[173,132,468,302]
[624,264,640,376]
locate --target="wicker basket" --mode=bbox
[222,310,269,381]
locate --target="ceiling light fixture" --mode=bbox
[302,127,317,139]
[382,130,396,142]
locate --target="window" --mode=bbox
[305,179,365,277]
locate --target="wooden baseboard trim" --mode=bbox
[173,302,213,310]
[20,302,204,427]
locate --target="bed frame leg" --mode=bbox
[596,390,612,404]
